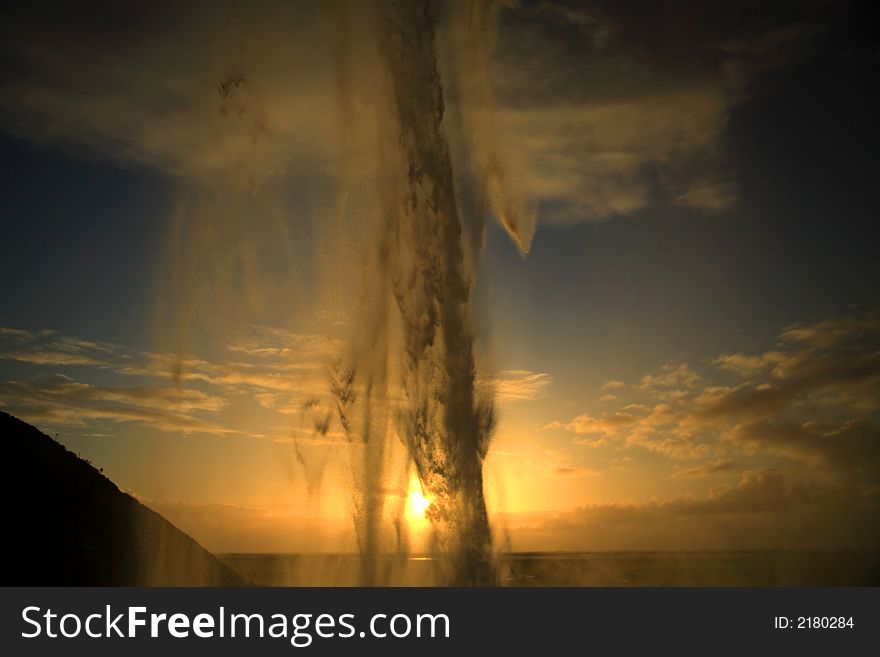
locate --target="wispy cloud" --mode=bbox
[0,325,551,442]
[489,369,553,403]
[493,91,735,222]
[0,324,339,439]
[670,459,739,479]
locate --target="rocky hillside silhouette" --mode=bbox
[2,411,248,585]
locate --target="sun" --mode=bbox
[405,473,432,523]
[408,489,431,518]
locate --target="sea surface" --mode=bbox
[218,551,880,586]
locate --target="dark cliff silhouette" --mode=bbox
[1,411,248,585]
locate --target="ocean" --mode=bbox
[218,551,880,586]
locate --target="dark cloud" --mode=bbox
[0,0,841,223]
[550,308,880,481]
[731,418,880,483]
[470,0,839,222]
[495,0,813,106]
[0,0,340,182]
[508,468,880,550]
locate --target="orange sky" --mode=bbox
[1,0,878,554]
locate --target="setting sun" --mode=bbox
[407,486,431,520]
[2,0,879,593]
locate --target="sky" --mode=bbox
[1,0,878,554]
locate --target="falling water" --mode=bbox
[383,0,497,585]
[329,0,507,585]
[159,0,532,586]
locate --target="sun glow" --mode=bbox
[406,473,431,524]
[408,490,431,518]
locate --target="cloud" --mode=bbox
[0,0,827,222]
[492,90,733,223]
[547,409,639,438]
[673,178,737,212]
[0,2,344,185]
[505,469,880,551]
[670,459,739,479]
[0,325,550,445]
[0,328,132,369]
[483,0,829,224]
[0,375,226,412]
[780,310,880,349]
[226,325,344,360]
[638,362,700,391]
[713,351,792,376]
[147,468,880,554]
[601,379,625,390]
[719,22,824,101]
[0,324,339,439]
[547,399,712,459]
[549,309,880,476]
[2,399,236,437]
[553,465,602,477]
[0,325,336,396]
[144,468,880,553]
[490,369,553,402]
[0,373,238,436]
[730,418,880,483]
